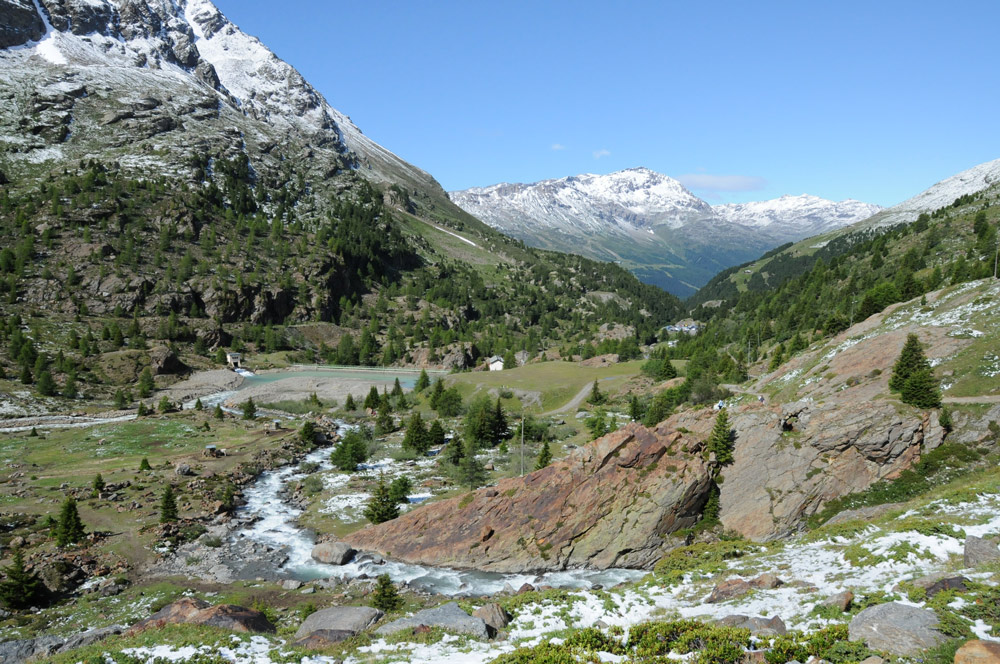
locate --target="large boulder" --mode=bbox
[954,639,1000,664]
[311,541,356,565]
[848,602,946,656]
[964,536,1000,568]
[129,597,275,634]
[346,423,714,572]
[716,614,786,636]
[472,603,511,632]
[294,606,382,640]
[376,602,491,640]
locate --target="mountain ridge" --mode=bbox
[450,168,882,296]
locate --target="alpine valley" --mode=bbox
[450,169,882,296]
[1,2,1000,664]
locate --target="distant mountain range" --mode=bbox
[450,168,882,296]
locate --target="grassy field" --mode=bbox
[445,360,645,413]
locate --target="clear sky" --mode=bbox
[211,0,1000,207]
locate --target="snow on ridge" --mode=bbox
[870,157,1000,227]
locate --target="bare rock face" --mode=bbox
[0,0,44,48]
[709,399,925,540]
[345,422,714,572]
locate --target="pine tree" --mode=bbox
[114,389,127,409]
[889,334,930,392]
[136,402,148,416]
[364,385,380,411]
[375,405,393,435]
[344,393,357,411]
[588,380,604,405]
[402,412,429,454]
[938,406,953,432]
[241,397,256,420]
[387,476,413,506]
[331,429,368,471]
[62,373,77,399]
[92,473,105,494]
[138,457,152,471]
[194,398,203,411]
[54,497,85,546]
[415,369,430,393]
[160,485,178,523]
[369,573,403,612]
[363,475,400,524]
[158,395,171,413]
[629,395,642,421]
[706,409,734,465]
[299,421,316,445]
[391,378,403,397]
[0,549,45,610]
[457,438,487,489]
[446,434,465,465]
[137,367,154,398]
[214,404,224,420]
[36,370,56,396]
[535,439,552,470]
[901,368,942,409]
[427,420,446,449]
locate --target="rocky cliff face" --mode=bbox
[345,393,933,571]
[345,422,715,573]
[0,0,443,197]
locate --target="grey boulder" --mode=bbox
[848,602,947,656]
[376,601,491,640]
[311,541,356,565]
[963,536,1000,568]
[294,606,383,640]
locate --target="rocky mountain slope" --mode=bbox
[347,277,1000,571]
[450,168,881,296]
[0,0,445,205]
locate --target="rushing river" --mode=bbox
[204,367,646,596]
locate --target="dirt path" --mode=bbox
[544,378,615,416]
[943,395,1000,404]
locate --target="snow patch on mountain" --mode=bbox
[868,158,1000,227]
[713,194,883,239]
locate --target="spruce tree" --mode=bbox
[535,439,552,470]
[706,409,734,465]
[415,369,430,393]
[369,573,403,612]
[391,378,403,397]
[889,334,930,392]
[387,476,413,506]
[137,367,154,398]
[114,389,127,409]
[299,421,316,445]
[92,473,106,494]
[458,438,487,489]
[36,370,56,396]
[363,475,400,524]
[138,457,152,471]
[446,434,465,465]
[364,385,380,411]
[629,395,642,421]
[194,398,203,411]
[160,484,178,523]
[54,497,85,546]
[374,405,393,435]
[241,397,256,420]
[158,395,171,413]
[588,380,604,405]
[427,420,446,449]
[938,406,953,432]
[136,402,148,416]
[901,368,942,409]
[0,549,45,610]
[402,412,429,454]
[62,373,77,399]
[214,403,224,420]
[344,393,357,411]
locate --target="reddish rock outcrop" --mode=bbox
[128,597,276,634]
[344,422,714,572]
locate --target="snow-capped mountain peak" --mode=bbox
[713,194,883,235]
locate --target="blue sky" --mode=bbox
[212,1,1000,207]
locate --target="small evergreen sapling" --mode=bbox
[363,475,400,524]
[241,397,257,420]
[535,439,552,470]
[160,485,178,523]
[706,409,734,465]
[369,573,403,612]
[54,497,85,546]
[138,457,152,471]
